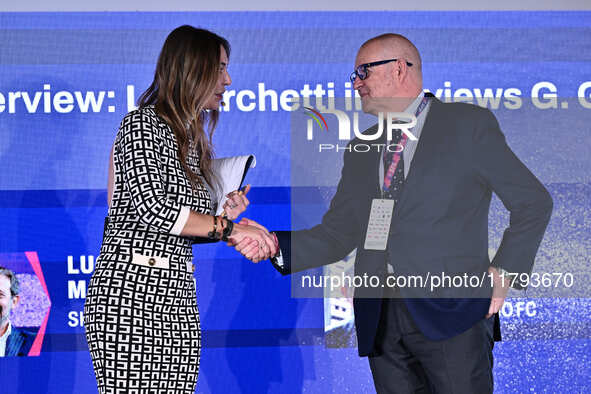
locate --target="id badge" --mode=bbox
[364,199,395,250]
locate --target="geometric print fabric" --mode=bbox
[85,106,211,393]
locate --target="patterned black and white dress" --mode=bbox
[84,105,211,393]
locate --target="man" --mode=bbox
[0,266,34,357]
[234,34,553,393]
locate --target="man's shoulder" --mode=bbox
[10,326,36,341]
[12,326,35,335]
[427,99,500,142]
[347,99,498,147]
[432,98,496,122]
[6,326,36,356]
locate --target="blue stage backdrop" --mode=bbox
[0,11,590,393]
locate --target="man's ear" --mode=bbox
[11,295,20,309]
[392,64,403,82]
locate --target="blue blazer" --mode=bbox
[5,326,35,357]
[273,96,553,356]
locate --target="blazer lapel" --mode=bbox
[350,121,386,199]
[6,329,24,357]
[392,97,444,220]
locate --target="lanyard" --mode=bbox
[379,95,430,197]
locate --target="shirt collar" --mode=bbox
[0,321,12,340]
[403,91,426,116]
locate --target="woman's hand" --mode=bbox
[227,217,277,263]
[222,184,251,220]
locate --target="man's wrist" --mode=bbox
[271,232,280,257]
[494,266,515,288]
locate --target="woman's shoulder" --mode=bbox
[115,105,172,144]
[122,104,159,122]
[119,105,168,132]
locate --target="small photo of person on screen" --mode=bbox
[0,266,35,357]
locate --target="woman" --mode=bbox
[84,26,276,393]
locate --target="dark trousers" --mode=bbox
[368,296,494,394]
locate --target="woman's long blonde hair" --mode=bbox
[138,25,229,199]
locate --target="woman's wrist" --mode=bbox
[207,215,219,239]
[207,215,233,240]
[221,218,234,242]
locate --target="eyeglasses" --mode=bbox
[350,58,413,84]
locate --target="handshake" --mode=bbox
[226,218,278,263]
[219,186,278,262]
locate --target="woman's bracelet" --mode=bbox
[207,215,234,241]
[207,215,219,239]
[221,218,234,242]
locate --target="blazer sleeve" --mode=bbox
[117,110,191,235]
[471,108,553,289]
[270,145,362,275]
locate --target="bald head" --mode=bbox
[353,33,423,114]
[361,33,422,74]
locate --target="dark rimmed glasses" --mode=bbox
[350,58,413,84]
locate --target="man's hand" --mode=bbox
[228,218,278,263]
[222,184,251,220]
[486,266,511,318]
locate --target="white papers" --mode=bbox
[211,155,256,215]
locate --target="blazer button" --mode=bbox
[148,258,156,266]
